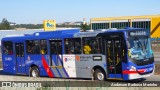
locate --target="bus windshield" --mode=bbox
[127,37,153,60]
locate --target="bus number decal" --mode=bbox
[5,57,12,61]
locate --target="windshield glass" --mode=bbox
[127,37,153,60]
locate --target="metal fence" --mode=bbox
[151,38,160,52]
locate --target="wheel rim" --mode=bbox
[97,73,104,80]
[32,70,38,77]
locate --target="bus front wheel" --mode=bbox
[30,66,40,77]
[94,69,105,81]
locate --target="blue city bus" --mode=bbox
[1,28,154,81]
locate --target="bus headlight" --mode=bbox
[130,66,136,71]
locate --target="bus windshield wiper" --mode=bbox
[144,37,148,50]
[135,37,143,49]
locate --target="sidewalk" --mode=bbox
[154,52,160,58]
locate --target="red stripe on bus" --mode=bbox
[123,69,145,74]
[42,56,54,77]
[137,69,145,73]
[122,70,138,74]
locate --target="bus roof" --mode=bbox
[2,28,149,41]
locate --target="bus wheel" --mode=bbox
[30,66,40,77]
[94,69,105,81]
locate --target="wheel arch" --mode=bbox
[30,64,39,69]
[29,64,40,76]
[92,65,107,78]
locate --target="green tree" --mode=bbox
[80,23,90,31]
[0,18,10,30]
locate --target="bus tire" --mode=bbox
[30,66,40,77]
[94,69,105,81]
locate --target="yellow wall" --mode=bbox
[91,15,160,21]
[43,20,56,31]
[91,15,160,38]
[151,18,160,38]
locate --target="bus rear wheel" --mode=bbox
[30,66,40,77]
[94,69,105,81]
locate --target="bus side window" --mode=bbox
[64,38,81,54]
[83,37,102,54]
[50,40,62,54]
[50,41,56,54]
[3,41,13,55]
[74,38,81,54]
[57,42,62,54]
[26,40,40,54]
[40,40,48,54]
[34,40,40,54]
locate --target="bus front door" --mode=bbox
[15,43,25,74]
[105,39,123,79]
[49,40,63,68]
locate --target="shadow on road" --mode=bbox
[0,69,15,76]
[0,69,147,83]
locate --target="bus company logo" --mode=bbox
[46,23,54,27]
[1,82,11,87]
[80,56,92,61]
[76,56,80,62]
[64,57,74,62]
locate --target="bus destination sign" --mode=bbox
[128,31,147,37]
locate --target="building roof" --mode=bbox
[91,15,160,21]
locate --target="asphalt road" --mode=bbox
[154,52,160,64]
[0,69,160,89]
[155,58,160,64]
[0,69,159,81]
[0,69,160,90]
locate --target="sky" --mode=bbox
[0,0,160,24]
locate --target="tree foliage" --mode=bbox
[80,23,90,31]
[0,18,90,30]
[12,24,43,29]
[0,18,10,30]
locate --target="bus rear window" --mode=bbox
[3,41,13,55]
